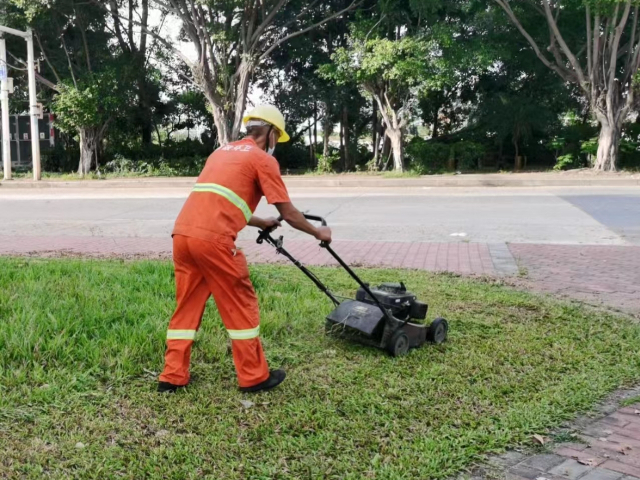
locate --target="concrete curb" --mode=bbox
[1,173,640,189]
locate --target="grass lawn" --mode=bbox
[1,258,640,479]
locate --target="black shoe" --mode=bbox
[157,381,186,393]
[239,369,286,393]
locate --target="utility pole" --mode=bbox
[26,29,40,181]
[0,34,11,180]
[0,25,42,181]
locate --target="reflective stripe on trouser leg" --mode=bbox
[227,326,260,340]
[167,329,197,341]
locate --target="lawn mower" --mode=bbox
[256,214,448,356]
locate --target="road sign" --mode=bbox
[0,63,6,81]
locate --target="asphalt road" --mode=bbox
[1,186,638,245]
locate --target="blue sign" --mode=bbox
[0,63,6,81]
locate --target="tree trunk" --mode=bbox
[432,109,439,139]
[138,72,152,146]
[339,110,345,169]
[594,119,621,171]
[211,103,231,146]
[513,138,521,171]
[387,129,404,172]
[313,101,318,148]
[230,60,253,142]
[323,102,332,157]
[342,106,351,171]
[372,101,378,163]
[78,127,99,176]
[308,123,315,168]
[201,60,253,147]
[154,121,163,148]
[381,133,391,169]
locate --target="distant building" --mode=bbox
[0,113,57,170]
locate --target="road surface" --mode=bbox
[0,186,638,245]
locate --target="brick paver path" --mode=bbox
[0,235,504,275]
[2,235,639,316]
[493,402,640,480]
[509,244,640,317]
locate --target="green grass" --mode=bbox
[621,395,640,407]
[1,258,640,479]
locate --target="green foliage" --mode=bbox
[407,137,485,172]
[546,137,566,154]
[553,153,579,171]
[52,73,126,133]
[316,153,340,174]
[580,137,599,157]
[454,140,486,170]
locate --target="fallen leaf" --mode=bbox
[577,458,597,466]
[75,442,85,449]
[240,400,254,409]
[619,445,632,455]
[532,434,548,445]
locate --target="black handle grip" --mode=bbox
[303,214,327,226]
[257,215,285,244]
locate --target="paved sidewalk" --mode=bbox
[482,399,640,480]
[0,235,516,276]
[2,171,640,189]
[2,236,639,316]
[509,244,640,316]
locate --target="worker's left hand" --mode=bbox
[262,217,282,231]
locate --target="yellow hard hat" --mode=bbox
[243,104,290,143]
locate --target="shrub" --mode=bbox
[407,137,485,172]
[316,153,340,174]
[553,153,579,170]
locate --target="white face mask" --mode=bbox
[267,132,276,156]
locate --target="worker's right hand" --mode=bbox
[315,226,332,244]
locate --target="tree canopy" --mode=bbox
[2,0,639,174]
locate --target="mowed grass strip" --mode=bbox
[1,257,639,479]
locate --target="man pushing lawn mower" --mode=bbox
[158,105,332,394]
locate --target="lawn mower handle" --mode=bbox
[256,213,327,245]
[255,214,340,306]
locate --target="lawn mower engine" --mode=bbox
[356,282,428,322]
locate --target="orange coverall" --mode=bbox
[159,137,290,388]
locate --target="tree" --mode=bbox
[324,28,437,171]
[494,0,640,171]
[107,0,159,146]
[142,0,358,146]
[11,0,136,174]
[53,73,130,173]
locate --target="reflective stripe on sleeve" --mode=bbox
[227,326,260,340]
[167,329,197,341]
[192,183,252,222]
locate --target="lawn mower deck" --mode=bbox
[257,214,448,356]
